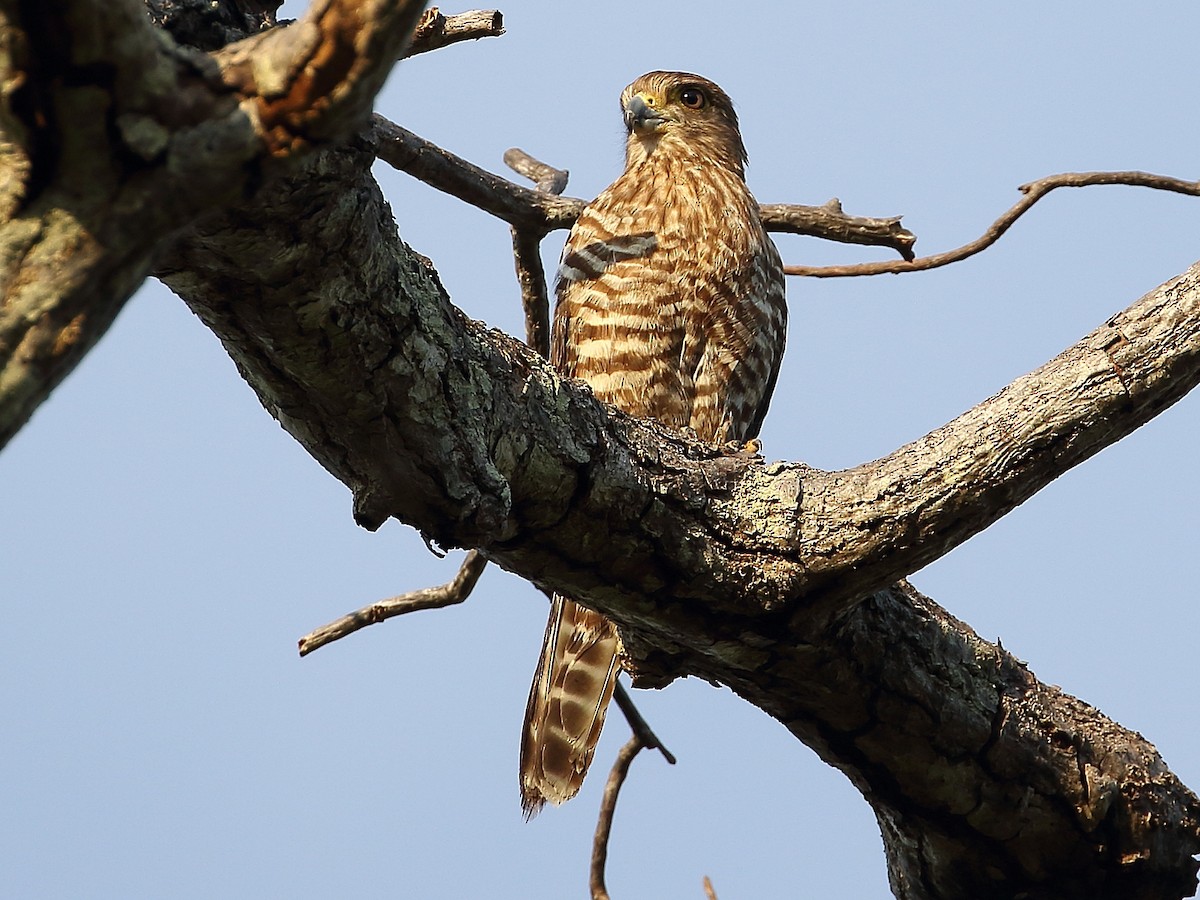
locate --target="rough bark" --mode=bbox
[0,0,427,447]
[155,124,1200,894]
[3,4,1200,898]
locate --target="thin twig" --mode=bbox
[585,684,677,899]
[297,550,487,655]
[761,197,915,260]
[503,148,568,357]
[702,876,719,900]
[591,736,643,900]
[612,681,677,765]
[786,170,1200,277]
[403,8,504,59]
[511,229,552,358]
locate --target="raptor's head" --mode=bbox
[619,71,747,175]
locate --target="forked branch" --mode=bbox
[370,118,918,255]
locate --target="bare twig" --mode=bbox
[503,148,568,357]
[404,8,504,59]
[504,148,569,195]
[511,229,552,358]
[585,684,677,899]
[786,170,1200,277]
[761,197,915,260]
[590,736,643,900]
[297,550,487,655]
[612,682,676,765]
[702,875,719,900]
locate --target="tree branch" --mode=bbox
[590,736,643,900]
[298,549,486,656]
[761,197,916,260]
[504,147,570,195]
[372,123,919,256]
[0,0,428,449]
[786,170,1200,277]
[371,116,584,230]
[404,8,504,58]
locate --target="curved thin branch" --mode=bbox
[298,550,486,656]
[590,736,643,900]
[786,170,1200,277]
[587,693,678,899]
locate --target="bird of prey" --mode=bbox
[520,70,787,817]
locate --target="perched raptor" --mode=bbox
[519,71,787,816]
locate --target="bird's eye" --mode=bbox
[679,88,706,110]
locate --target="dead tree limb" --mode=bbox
[785,170,1200,277]
[405,8,504,58]
[590,736,644,900]
[504,147,570,196]
[298,550,487,656]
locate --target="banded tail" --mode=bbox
[519,595,621,817]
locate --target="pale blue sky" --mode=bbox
[4,2,1198,897]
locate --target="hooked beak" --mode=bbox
[623,94,665,133]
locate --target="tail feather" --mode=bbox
[519,595,621,817]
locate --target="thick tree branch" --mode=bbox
[0,0,428,449]
[155,118,1200,889]
[170,214,1200,633]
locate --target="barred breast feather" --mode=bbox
[520,71,787,817]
